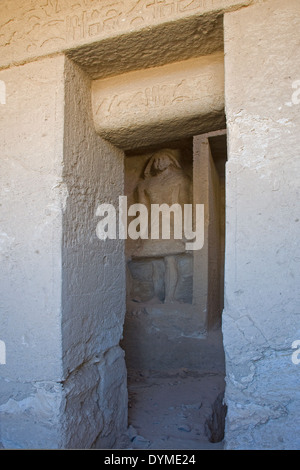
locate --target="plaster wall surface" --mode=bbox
[0,56,65,448]
[223,0,300,449]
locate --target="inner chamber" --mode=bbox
[120,132,227,449]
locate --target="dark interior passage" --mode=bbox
[119,132,227,450]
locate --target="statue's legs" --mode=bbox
[164,255,178,303]
[152,260,163,302]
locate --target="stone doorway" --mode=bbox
[119,131,227,449]
[61,47,227,449]
[1,0,298,451]
[60,49,227,449]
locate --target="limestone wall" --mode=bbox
[61,58,127,448]
[0,0,299,451]
[0,51,128,451]
[193,132,226,331]
[0,56,65,448]
[223,0,300,449]
[0,0,259,72]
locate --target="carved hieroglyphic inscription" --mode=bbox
[95,75,215,118]
[91,52,225,147]
[65,0,224,41]
[92,52,224,117]
[0,0,252,67]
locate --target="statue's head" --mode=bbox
[144,149,181,177]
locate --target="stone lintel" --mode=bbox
[92,52,225,150]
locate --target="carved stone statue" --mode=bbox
[137,148,191,210]
[133,148,192,303]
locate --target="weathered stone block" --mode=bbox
[92,53,225,149]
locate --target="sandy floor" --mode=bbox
[117,368,226,450]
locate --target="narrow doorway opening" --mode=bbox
[120,131,227,450]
